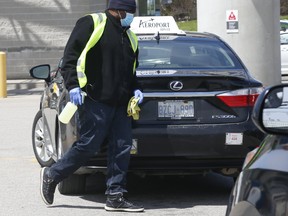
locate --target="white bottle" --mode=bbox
[59,102,78,124]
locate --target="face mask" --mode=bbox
[120,12,134,27]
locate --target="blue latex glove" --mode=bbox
[134,89,143,104]
[69,87,83,105]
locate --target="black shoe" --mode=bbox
[105,193,144,212]
[40,167,57,205]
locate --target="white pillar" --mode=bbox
[197,0,281,87]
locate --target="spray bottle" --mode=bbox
[59,92,86,124]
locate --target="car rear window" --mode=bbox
[281,33,288,44]
[138,40,243,70]
[281,21,288,31]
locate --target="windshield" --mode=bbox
[138,40,244,70]
[281,33,288,45]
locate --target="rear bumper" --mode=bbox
[77,121,264,174]
[131,121,264,158]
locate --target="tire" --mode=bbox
[86,173,106,193]
[58,174,86,195]
[56,120,86,195]
[32,110,55,167]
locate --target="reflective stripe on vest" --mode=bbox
[76,13,138,88]
[126,29,138,74]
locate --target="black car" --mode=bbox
[30,16,265,194]
[226,84,288,216]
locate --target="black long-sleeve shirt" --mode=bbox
[61,10,139,106]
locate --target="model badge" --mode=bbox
[169,81,183,91]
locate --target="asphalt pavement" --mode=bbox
[0,81,232,216]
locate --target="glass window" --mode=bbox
[138,40,244,69]
[280,21,288,31]
[280,33,288,44]
[138,0,161,16]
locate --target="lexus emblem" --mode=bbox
[169,81,183,91]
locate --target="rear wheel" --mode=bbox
[58,174,86,195]
[32,110,55,167]
[56,122,86,195]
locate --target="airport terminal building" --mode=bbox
[0,0,164,79]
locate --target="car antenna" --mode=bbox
[154,31,160,44]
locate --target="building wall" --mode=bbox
[198,0,281,86]
[0,0,107,79]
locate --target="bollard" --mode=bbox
[0,52,7,98]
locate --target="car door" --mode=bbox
[280,32,288,81]
[42,67,64,156]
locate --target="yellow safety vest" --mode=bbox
[76,13,138,88]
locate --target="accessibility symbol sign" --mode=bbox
[226,10,239,33]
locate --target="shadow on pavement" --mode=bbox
[78,172,233,210]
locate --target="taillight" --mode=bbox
[216,87,263,107]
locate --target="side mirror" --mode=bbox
[29,64,51,82]
[252,84,288,135]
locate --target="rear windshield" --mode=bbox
[280,33,288,45]
[281,21,288,31]
[138,40,244,69]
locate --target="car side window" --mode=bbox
[280,33,288,45]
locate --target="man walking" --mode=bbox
[40,0,144,212]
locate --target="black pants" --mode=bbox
[50,97,132,194]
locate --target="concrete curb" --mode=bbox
[6,79,45,96]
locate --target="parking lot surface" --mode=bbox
[0,93,232,216]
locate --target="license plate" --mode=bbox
[158,100,194,119]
